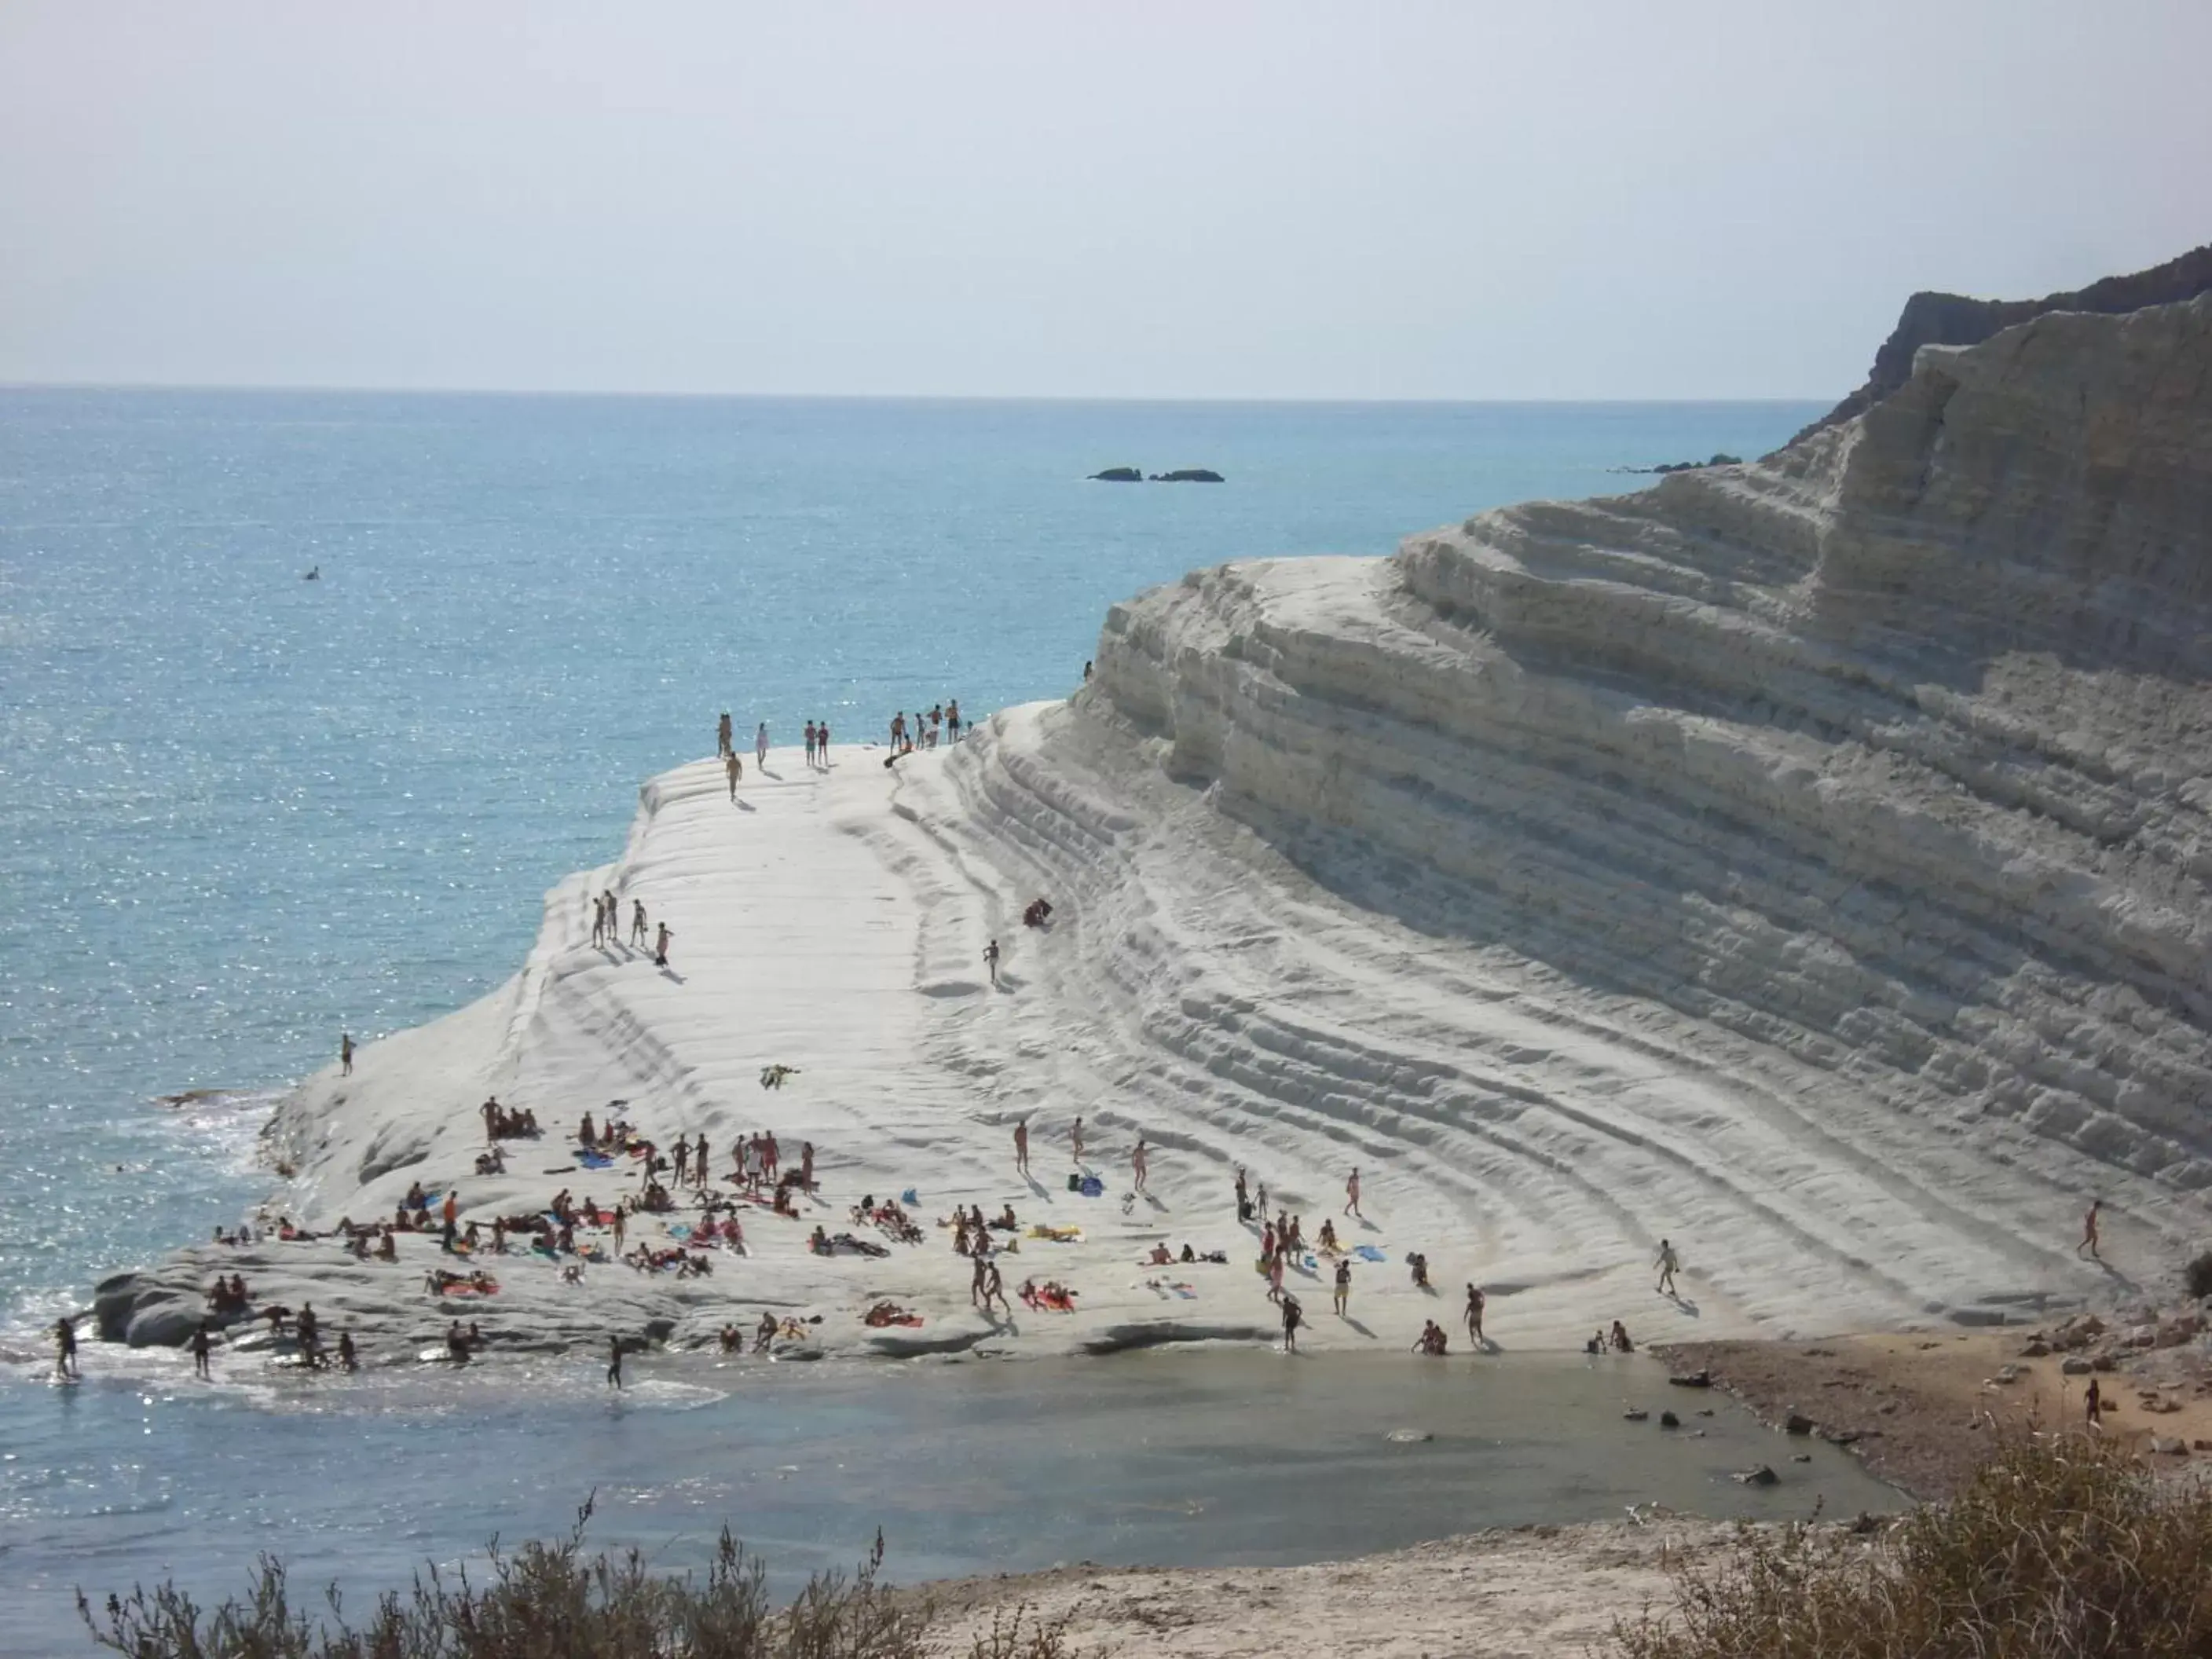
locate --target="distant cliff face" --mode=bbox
[1090,291,2212,1214]
[1791,243,2212,446]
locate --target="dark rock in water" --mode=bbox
[1791,241,2212,445]
[1149,469,1225,482]
[1668,1369,1712,1388]
[1819,1427,1863,1446]
[1734,1463,1780,1486]
[1623,1408,1650,1421]
[1088,467,1144,482]
[1785,1413,1815,1436]
[1639,453,1743,474]
[1658,1410,1681,1428]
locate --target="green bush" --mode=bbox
[77,1496,1082,1659]
[1613,1435,2212,1658]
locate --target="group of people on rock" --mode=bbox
[591,892,650,950]
[479,1096,540,1141]
[888,700,962,755]
[950,1203,1018,1255]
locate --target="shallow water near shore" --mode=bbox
[4,1347,1897,1645]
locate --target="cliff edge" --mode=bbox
[1792,243,2212,445]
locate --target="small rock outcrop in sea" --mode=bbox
[1149,468,1225,482]
[1089,467,1144,482]
[1790,241,2212,444]
[1625,453,1743,474]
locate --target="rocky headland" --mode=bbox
[88,277,2212,1386]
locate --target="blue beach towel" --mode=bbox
[1354,1244,1386,1263]
[576,1151,613,1169]
[1078,1175,1105,1199]
[901,1188,919,1205]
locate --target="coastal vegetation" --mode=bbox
[1614,1436,2212,1658]
[76,1497,1081,1659]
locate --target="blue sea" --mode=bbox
[0,390,1822,1642]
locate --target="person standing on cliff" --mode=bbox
[726,750,741,801]
[755,721,770,769]
[1464,1284,1487,1347]
[1070,1115,1086,1167]
[817,720,830,764]
[53,1317,79,1380]
[2078,1199,2103,1260]
[1132,1136,1150,1193]
[1345,1167,1362,1220]
[654,922,672,969]
[1654,1238,1680,1297]
[717,711,733,760]
[804,720,817,766]
[339,1032,354,1076]
[983,939,1000,987]
[631,900,649,948]
[1013,1118,1030,1175]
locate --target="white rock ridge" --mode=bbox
[95,295,2212,1364]
[1078,293,2212,1329]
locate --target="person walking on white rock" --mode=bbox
[2078,1199,2103,1260]
[654,921,672,969]
[1344,1167,1362,1219]
[1654,1238,1680,1297]
[1070,1115,1086,1166]
[1013,1118,1030,1175]
[717,711,733,760]
[630,899,649,947]
[983,939,1001,987]
[1333,1257,1352,1317]
[726,750,741,801]
[1131,1136,1149,1193]
[339,1031,354,1077]
[804,720,817,767]
[1281,1292,1303,1353]
[1464,1284,1486,1347]
[755,721,770,769]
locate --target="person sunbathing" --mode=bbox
[375,1229,398,1262]
[1317,1218,1340,1254]
[811,1225,832,1255]
[1144,1243,1174,1265]
[992,1204,1019,1231]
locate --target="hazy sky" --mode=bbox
[3,2,2207,400]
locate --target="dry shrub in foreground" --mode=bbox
[1614,1435,2212,1658]
[76,1496,1083,1659]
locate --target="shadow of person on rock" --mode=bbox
[1341,1316,1377,1339]
[1666,1293,1701,1317]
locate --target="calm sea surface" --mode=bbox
[0,390,1823,1640]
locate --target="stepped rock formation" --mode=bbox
[1015,291,2212,1327]
[1794,243,2212,443]
[90,291,2212,1361]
